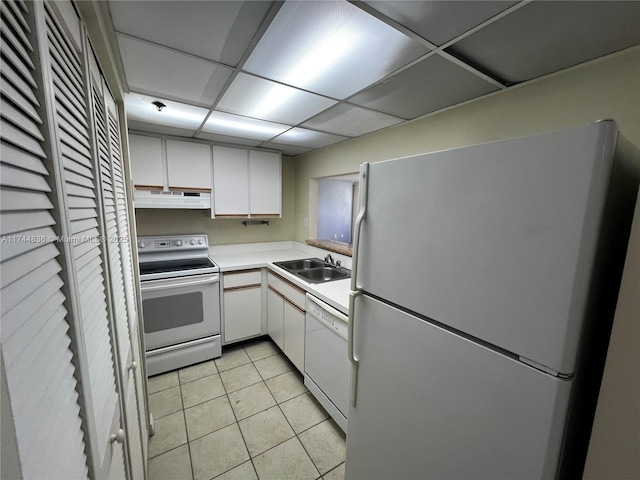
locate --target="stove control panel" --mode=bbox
[137,235,208,252]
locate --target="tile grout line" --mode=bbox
[179,368,197,480]
[216,344,256,480]
[149,339,340,480]
[250,345,327,479]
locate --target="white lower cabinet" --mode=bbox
[267,272,306,372]
[267,287,285,350]
[283,299,305,372]
[223,270,263,344]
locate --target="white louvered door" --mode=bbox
[0,1,89,478]
[2,1,147,479]
[105,86,146,480]
[89,47,145,480]
[40,2,124,478]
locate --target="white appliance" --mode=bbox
[304,294,350,433]
[139,234,221,375]
[345,121,639,479]
[134,189,211,209]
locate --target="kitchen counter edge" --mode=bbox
[210,246,351,315]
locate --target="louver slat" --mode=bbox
[0,2,88,478]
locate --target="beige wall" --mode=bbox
[294,46,640,479]
[294,46,640,242]
[135,156,296,244]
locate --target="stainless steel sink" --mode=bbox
[297,267,350,283]
[274,258,325,271]
[273,258,351,284]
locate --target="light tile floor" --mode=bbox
[147,338,346,480]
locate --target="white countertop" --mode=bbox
[209,241,351,314]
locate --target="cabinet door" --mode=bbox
[129,134,163,187]
[283,299,305,372]
[224,286,262,343]
[166,139,212,190]
[213,146,249,216]
[267,287,284,349]
[249,150,281,217]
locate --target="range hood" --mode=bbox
[134,189,211,209]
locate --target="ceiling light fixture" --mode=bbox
[151,101,166,112]
[248,31,356,119]
[203,111,290,140]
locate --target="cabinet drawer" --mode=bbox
[224,269,261,289]
[267,272,305,311]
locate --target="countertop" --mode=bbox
[209,242,351,314]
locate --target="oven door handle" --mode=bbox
[141,275,219,292]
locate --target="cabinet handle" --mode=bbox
[224,284,261,293]
[225,269,261,275]
[268,285,283,296]
[269,272,305,295]
[109,428,125,444]
[284,297,305,314]
[128,361,137,372]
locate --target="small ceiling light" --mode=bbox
[151,100,166,112]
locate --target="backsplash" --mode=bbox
[135,208,295,245]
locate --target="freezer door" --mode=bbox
[345,295,572,480]
[357,121,618,375]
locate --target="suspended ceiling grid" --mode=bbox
[108,0,640,156]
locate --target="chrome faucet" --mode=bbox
[324,254,335,266]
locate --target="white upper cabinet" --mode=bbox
[128,135,281,215]
[166,139,212,190]
[250,150,281,217]
[213,146,281,218]
[129,134,163,187]
[129,136,212,191]
[213,145,249,216]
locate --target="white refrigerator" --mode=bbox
[345,121,639,479]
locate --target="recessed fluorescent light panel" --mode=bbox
[202,111,291,141]
[125,93,208,129]
[243,0,430,99]
[271,127,348,149]
[217,73,337,125]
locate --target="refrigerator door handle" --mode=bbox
[348,290,362,407]
[350,163,369,292]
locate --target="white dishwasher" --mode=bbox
[304,293,350,433]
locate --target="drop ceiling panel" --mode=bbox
[302,103,403,137]
[363,0,518,46]
[128,120,196,138]
[195,131,263,148]
[260,142,313,157]
[349,54,499,119]
[117,35,233,106]
[448,1,640,84]
[270,127,348,149]
[109,1,273,66]
[243,0,430,99]
[202,111,291,141]
[125,93,209,130]
[217,73,338,125]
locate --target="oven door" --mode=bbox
[141,273,220,350]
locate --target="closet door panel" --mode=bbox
[43,2,122,477]
[0,1,88,478]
